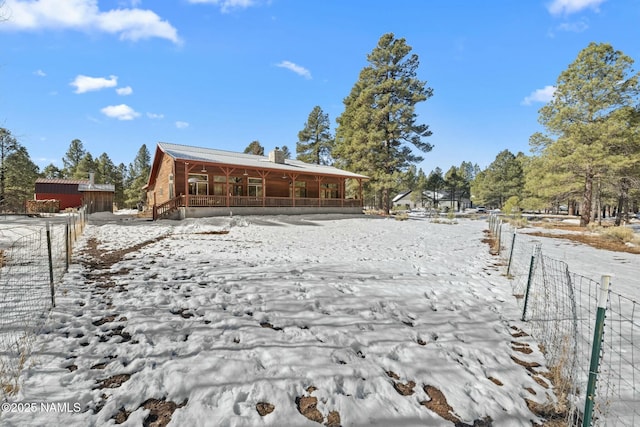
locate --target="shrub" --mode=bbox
[600,226,636,244]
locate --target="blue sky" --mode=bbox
[1,0,638,175]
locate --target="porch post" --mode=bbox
[341,178,345,207]
[224,168,231,207]
[257,170,269,207]
[292,176,296,207]
[184,162,189,209]
[316,176,322,207]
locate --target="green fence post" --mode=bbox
[46,223,55,308]
[582,274,611,427]
[521,243,539,321]
[506,231,517,278]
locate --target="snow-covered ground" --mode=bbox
[4,214,632,426]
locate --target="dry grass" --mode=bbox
[527,222,640,254]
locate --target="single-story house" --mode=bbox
[393,189,471,211]
[35,175,115,213]
[145,142,369,219]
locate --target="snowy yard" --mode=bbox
[3,215,577,426]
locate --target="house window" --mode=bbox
[321,183,339,199]
[291,181,306,198]
[213,176,226,195]
[248,177,263,197]
[231,177,243,196]
[211,176,243,196]
[188,174,208,195]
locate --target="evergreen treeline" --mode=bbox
[293,36,640,221]
[2,36,638,220]
[0,132,151,212]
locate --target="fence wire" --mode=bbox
[597,289,640,426]
[492,216,639,426]
[0,209,86,400]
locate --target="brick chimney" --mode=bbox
[268,147,285,164]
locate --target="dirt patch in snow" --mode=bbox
[256,402,275,416]
[113,398,187,426]
[82,235,170,270]
[96,373,131,389]
[524,230,640,254]
[420,385,493,426]
[295,386,341,425]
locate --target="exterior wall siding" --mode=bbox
[83,192,114,213]
[149,153,176,207]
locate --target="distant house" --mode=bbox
[34,174,115,213]
[392,189,471,211]
[145,142,369,219]
[392,191,415,209]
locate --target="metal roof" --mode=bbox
[157,142,369,179]
[78,183,115,192]
[35,178,90,185]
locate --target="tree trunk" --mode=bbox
[382,187,390,215]
[580,170,593,227]
[614,178,630,226]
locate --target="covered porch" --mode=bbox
[150,156,366,219]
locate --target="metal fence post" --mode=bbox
[582,275,611,427]
[46,222,55,308]
[65,222,70,272]
[521,244,539,321]
[506,231,517,277]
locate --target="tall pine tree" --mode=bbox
[244,140,265,156]
[0,128,19,210]
[124,144,151,208]
[471,150,524,208]
[425,168,445,208]
[334,33,433,213]
[297,106,334,165]
[534,42,640,226]
[62,139,86,178]
[4,146,39,211]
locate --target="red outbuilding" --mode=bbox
[34,176,115,213]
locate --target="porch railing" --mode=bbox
[153,195,362,219]
[185,195,361,208]
[153,195,184,220]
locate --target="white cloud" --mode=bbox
[556,19,589,32]
[70,74,118,94]
[2,0,180,43]
[147,112,164,119]
[187,0,257,13]
[97,8,180,43]
[101,104,141,120]
[175,121,189,129]
[276,61,312,79]
[547,0,605,16]
[116,86,133,96]
[34,69,46,77]
[522,85,556,106]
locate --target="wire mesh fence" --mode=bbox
[0,208,87,399]
[491,215,640,426]
[597,289,640,426]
